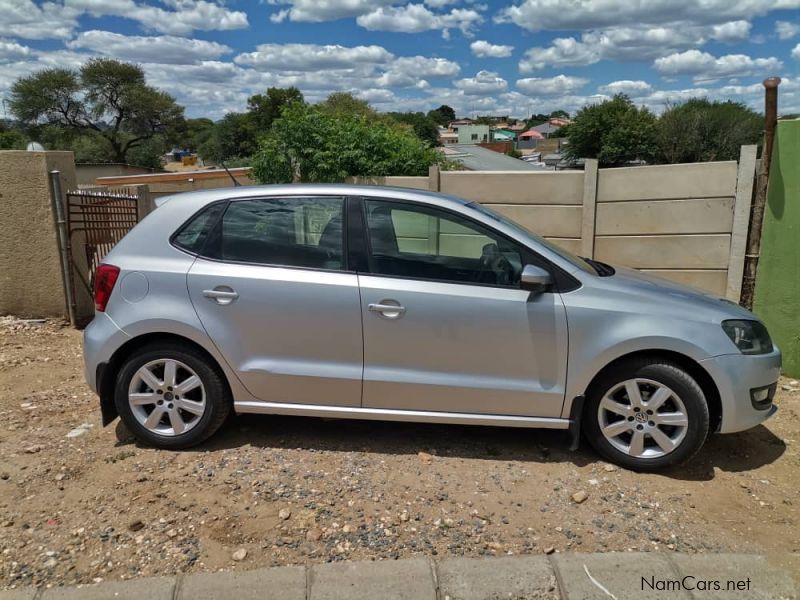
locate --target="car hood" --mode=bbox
[601,265,756,322]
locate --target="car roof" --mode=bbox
[155,183,472,210]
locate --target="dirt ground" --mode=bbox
[1,317,798,590]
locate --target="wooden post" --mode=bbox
[428,164,440,192]
[726,145,758,302]
[134,184,153,221]
[580,159,599,258]
[741,77,781,309]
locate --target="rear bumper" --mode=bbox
[83,312,128,393]
[701,347,782,434]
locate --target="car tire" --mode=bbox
[114,342,231,449]
[583,358,709,471]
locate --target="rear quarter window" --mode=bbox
[172,203,225,254]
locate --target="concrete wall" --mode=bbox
[0,151,76,317]
[95,168,254,200]
[754,120,800,376]
[76,163,155,186]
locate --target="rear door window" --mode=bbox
[205,197,345,271]
[172,203,225,254]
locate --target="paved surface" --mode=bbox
[1,553,796,600]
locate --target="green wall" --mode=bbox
[753,119,800,376]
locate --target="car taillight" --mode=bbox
[94,264,120,312]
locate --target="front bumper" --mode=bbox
[700,346,782,434]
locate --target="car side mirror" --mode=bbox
[520,264,553,292]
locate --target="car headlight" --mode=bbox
[721,319,773,355]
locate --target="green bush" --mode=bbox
[251,104,441,183]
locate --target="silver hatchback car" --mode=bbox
[84,184,781,471]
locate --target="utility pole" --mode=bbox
[740,76,781,309]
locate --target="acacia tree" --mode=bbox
[251,103,441,183]
[9,58,184,163]
[564,94,658,166]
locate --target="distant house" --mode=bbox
[531,118,571,138]
[517,129,545,149]
[438,128,459,145]
[447,118,474,134]
[457,124,493,145]
[492,129,516,142]
[440,144,544,171]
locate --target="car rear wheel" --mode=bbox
[583,358,709,471]
[115,342,230,449]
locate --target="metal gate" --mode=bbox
[65,187,141,322]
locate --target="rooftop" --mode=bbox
[442,145,542,171]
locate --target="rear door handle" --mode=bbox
[368,302,406,319]
[203,287,239,305]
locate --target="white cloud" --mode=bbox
[518,21,758,71]
[0,39,33,62]
[1,0,80,39]
[496,0,800,32]
[516,75,589,96]
[266,0,395,22]
[356,4,483,36]
[454,70,508,95]
[519,37,598,71]
[67,30,231,64]
[470,40,514,58]
[711,20,752,42]
[776,20,800,39]
[598,80,653,96]
[793,43,800,60]
[376,55,460,86]
[654,49,783,81]
[235,43,394,71]
[64,0,249,35]
[354,88,397,103]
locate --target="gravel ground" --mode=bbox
[1,316,798,590]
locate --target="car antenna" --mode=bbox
[220,161,242,187]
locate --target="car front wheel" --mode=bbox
[583,358,710,471]
[114,342,230,449]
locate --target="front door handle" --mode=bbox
[368,301,406,319]
[203,287,239,305]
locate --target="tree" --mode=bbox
[0,121,27,149]
[656,99,762,163]
[524,113,549,129]
[198,112,257,164]
[179,117,216,152]
[9,58,184,164]
[388,111,440,146]
[427,104,456,126]
[251,103,441,184]
[550,109,569,119]
[564,94,658,166]
[247,86,304,132]
[318,92,377,119]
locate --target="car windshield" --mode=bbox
[467,201,596,275]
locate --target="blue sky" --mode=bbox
[2,0,799,120]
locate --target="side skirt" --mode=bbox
[234,401,570,430]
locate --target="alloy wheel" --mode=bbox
[597,378,689,459]
[128,358,207,436]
